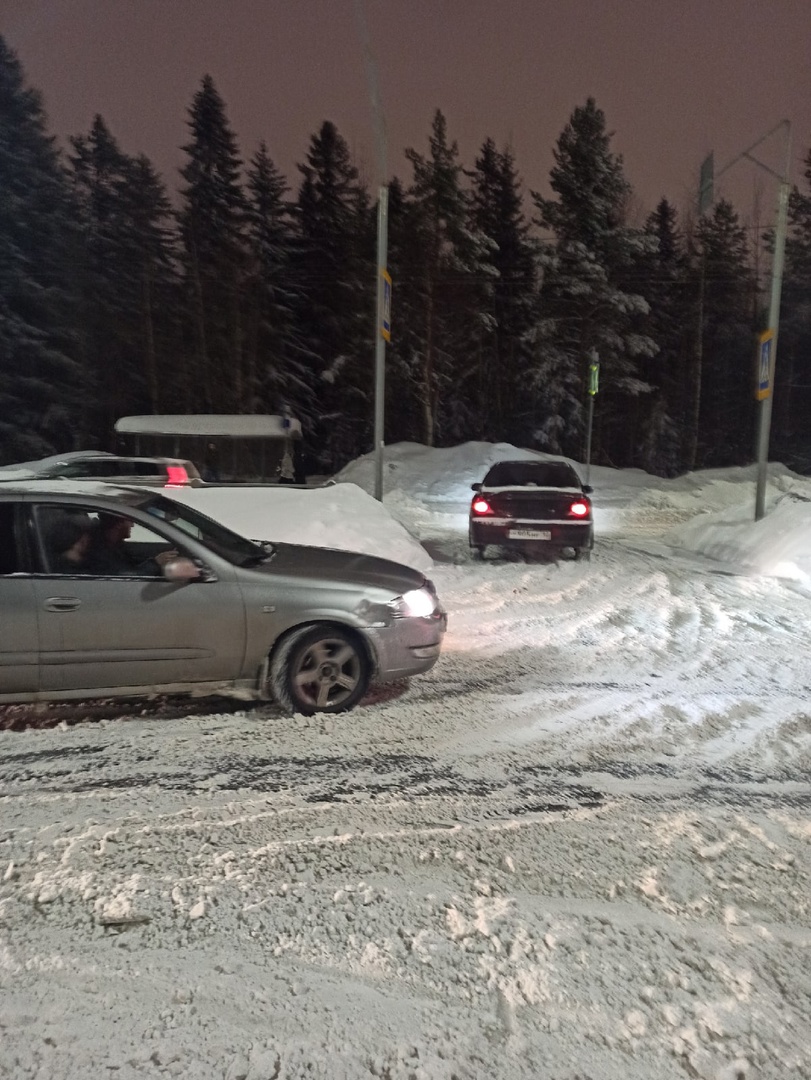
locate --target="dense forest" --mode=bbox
[2,35,810,477]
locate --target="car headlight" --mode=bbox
[390,587,437,619]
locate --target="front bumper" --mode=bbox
[366,609,447,681]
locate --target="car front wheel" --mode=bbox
[270,625,370,715]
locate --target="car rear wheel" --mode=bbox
[270,625,370,715]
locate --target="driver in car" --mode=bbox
[84,514,178,576]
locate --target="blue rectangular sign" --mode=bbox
[756,330,773,400]
[381,270,392,342]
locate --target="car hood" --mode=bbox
[250,541,427,595]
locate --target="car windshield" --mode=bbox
[483,462,580,488]
[137,493,270,567]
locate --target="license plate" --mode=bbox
[509,528,551,540]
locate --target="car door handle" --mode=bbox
[44,597,82,612]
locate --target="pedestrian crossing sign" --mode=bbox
[381,270,392,342]
[755,330,774,401]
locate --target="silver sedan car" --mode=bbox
[0,485,446,714]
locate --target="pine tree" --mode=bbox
[178,75,248,412]
[0,36,82,462]
[405,110,493,445]
[469,139,537,443]
[531,98,657,465]
[292,120,373,470]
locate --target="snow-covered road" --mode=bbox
[2,444,810,1079]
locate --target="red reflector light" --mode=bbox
[472,498,492,515]
[165,466,189,487]
[569,500,589,517]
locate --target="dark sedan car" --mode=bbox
[0,484,446,715]
[469,459,593,561]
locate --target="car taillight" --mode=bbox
[165,466,189,487]
[568,499,589,517]
[471,497,493,515]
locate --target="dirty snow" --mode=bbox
[1,442,810,1080]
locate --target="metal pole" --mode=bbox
[584,350,598,485]
[355,0,389,501]
[374,187,389,502]
[754,122,791,521]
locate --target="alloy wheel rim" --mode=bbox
[293,639,361,709]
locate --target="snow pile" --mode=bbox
[338,440,588,507]
[665,487,811,581]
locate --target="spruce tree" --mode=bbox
[292,120,372,470]
[634,199,691,475]
[117,154,181,413]
[531,98,657,465]
[0,36,82,462]
[692,200,756,466]
[470,139,537,443]
[777,148,811,465]
[178,75,248,412]
[405,110,493,445]
[69,116,151,430]
[244,142,309,418]
[384,177,432,444]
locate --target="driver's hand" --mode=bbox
[154,549,180,567]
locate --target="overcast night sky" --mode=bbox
[3,0,810,221]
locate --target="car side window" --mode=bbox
[0,505,24,575]
[94,461,120,477]
[58,462,93,478]
[33,505,181,578]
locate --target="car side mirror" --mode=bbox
[471,483,481,492]
[583,485,593,495]
[162,557,202,582]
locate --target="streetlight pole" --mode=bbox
[354,0,389,501]
[754,124,791,520]
[373,190,389,502]
[699,121,792,521]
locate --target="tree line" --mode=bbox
[2,35,811,477]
